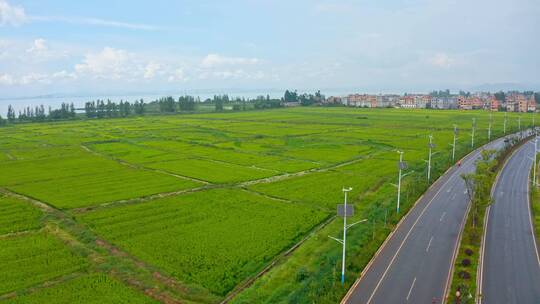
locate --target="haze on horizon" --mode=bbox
[0,0,539,98]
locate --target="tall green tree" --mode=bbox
[7,105,15,122]
[494,91,506,101]
[461,149,496,229]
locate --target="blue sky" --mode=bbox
[0,0,539,97]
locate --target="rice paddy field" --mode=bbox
[0,107,530,303]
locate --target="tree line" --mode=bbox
[0,103,76,125]
[84,99,146,118]
[283,90,324,106]
[0,90,324,126]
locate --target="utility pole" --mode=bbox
[534,134,538,187]
[504,112,508,134]
[328,188,367,286]
[397,151,404,214]
[471,118,476,148]
[488,112,492,142]
[451,124,458,162]
[427,134,434,182]
[519,116,522,139]
[340,187,350,285]
[393,151,413,214]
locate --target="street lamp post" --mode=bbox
[471,118,476,148]
[519,117,522,139]
[504,112,507,134]
[427,135,435,182]
[533,134,538,187]
[392,152,413,215]
[488,112,492,142]
[341,187,350,285]
[397,151,404,213]
[452,124,458,162]
[328,188,367,286]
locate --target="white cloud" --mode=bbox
[144,61,161,79]
[167,68,187,82]
[0,70,78,86]
[201,54,259,68]
[26,38,47,54]
[0,0,26,26]
[0,39,10,58]
[313,2,357,14]
[30,16,163,31]
[429,53,454,69]
[52,70,77,80]
[20,72,50,85]
[75,47,131,79]
[0,73,14,85]
[197,69,265,81]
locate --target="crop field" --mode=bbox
[0,232,88,295]
[78,188,327,295]
[0,107,531,303]
[2,273,158,304]
[0,194,42,235]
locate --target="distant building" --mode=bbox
[458,96,485,110]
[284,102,301,107]
[432,97,458,109]
[399,95,416,108]
[324,96,342,105]
[490,98,500,111]
[347,94,377,107]
[528,96,537,112]
[458,97,472,110]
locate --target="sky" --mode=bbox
[0,0,539,98]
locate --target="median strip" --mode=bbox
[448,135,529,303]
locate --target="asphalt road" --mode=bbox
[343,137,511,304]
[481,141,540,304]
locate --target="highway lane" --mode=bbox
[343,136,511,304]
[481,141,540,304]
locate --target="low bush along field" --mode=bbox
[0,232,88,295]
[0,107,531,302]
[78,188,328,296]
[2,273,157,304]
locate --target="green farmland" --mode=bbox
[0,107,530,303]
